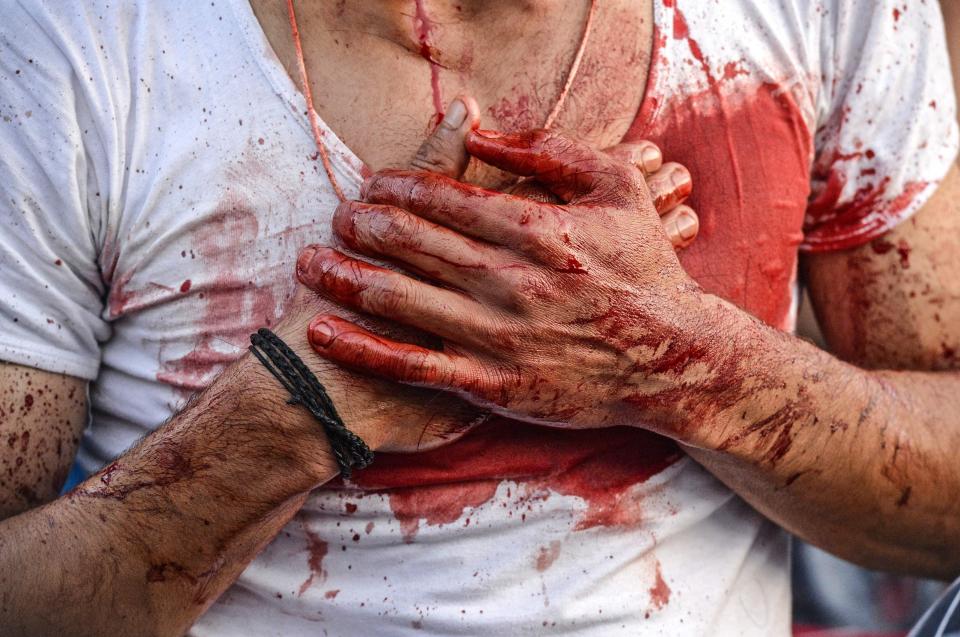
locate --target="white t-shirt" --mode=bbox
[0,1,955,635]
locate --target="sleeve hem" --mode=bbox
[799,179,943,254]
[0,338,100,380]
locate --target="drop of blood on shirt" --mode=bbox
[535,540,562,572]
[648,560,671,611]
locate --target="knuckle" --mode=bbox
[360,172,387,200]
[332,201,362,245]
[361,169,406,203]
[407,350,440,382]
[553,215,577,246]
[516,205,571,254]
[539,130,575,157]
[485,319,521,351]
[371,278,414,314]
[408,172,443,211]
[504,268,552,310]
[411,136,456,175]
[610,161,639,186]
[365,206,415,244]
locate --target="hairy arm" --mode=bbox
[0,268,482,637]
[0,330,348,636]
[686,166,960,579]
[0,363,87,516]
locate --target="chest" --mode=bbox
[97,0,818,406]
[252,0,654,187]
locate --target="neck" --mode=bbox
[306,1,568,69]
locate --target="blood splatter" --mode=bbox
[627,79,812,329]
[535,540,562,572]
[806,169,928,252]
[648,559,671,611]
[298,521,328,596]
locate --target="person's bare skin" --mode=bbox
[0,142,689,637]
[0,365,87,515]
[253,0,655,187]
[0,4,710,633]
[0,1,955,635]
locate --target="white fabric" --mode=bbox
[0,0,955,635]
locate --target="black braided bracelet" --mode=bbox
[249,328,374,479]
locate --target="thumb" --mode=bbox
[409,96,480,179]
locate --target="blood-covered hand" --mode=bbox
[297,129,708,430]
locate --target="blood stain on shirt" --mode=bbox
[535,540,562,572]
[648,559,671,612]
[627,79,812,328]
[298,520,328,597]
[157,197,280,396]
[352,418,683,542]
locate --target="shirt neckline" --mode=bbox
[227,0,366,193]
[227,0,668,183]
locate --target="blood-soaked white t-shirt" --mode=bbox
[0,0,956,635]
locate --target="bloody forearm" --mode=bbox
[673,293,960,579]
[0,354,341,637]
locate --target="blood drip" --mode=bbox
[413,0,444,127]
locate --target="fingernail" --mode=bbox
[296,245,319,280]
[472,129,502,139]
[309,319,335,348]
[440,99,468,129]
[676,214,698,240]
[672,169,692,190]
[641,146,661,169]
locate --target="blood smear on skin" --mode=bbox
[413,0,444,127]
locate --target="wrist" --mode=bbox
[615,290,775,447]
[219,353,344,486]
[671,293,839,454]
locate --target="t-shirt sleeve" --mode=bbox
[0,3,109,379]
[802,0,959,252]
